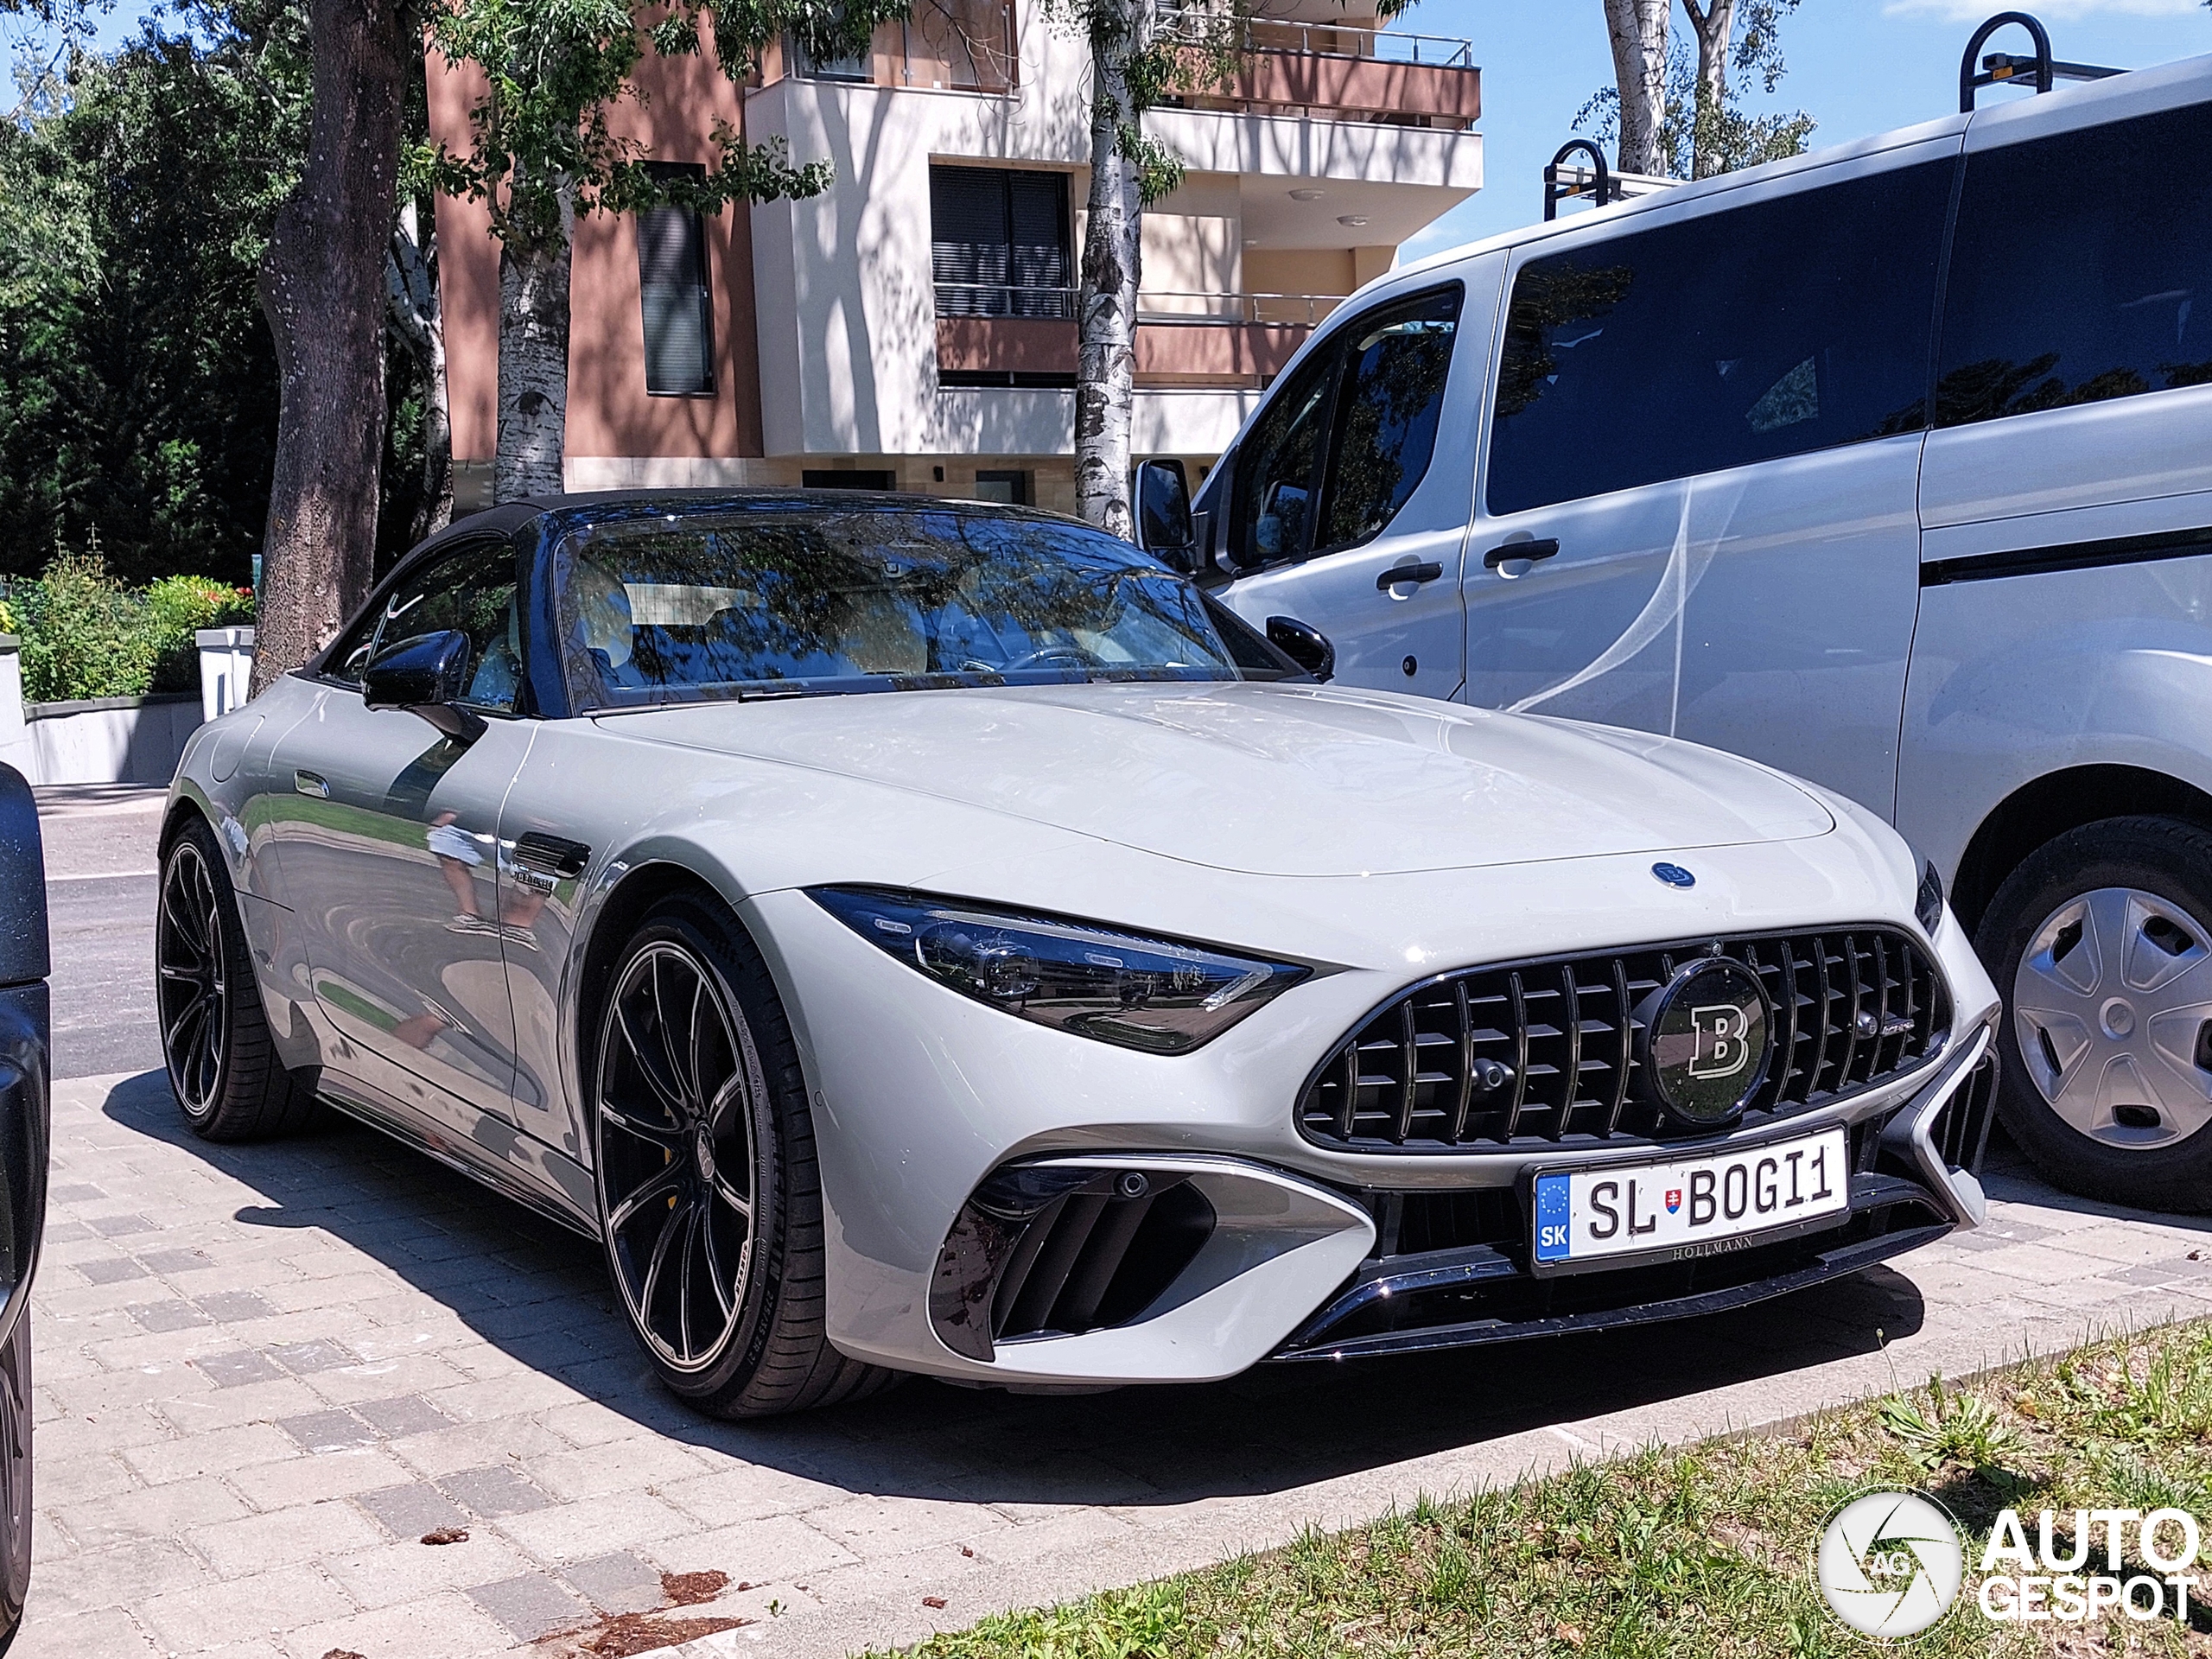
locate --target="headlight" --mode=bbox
[809,887,1310,1054]
[1915,859,1945,934]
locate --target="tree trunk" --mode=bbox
[388,204,453,544]
[1074,17,1142,540]
[1603,0,1670,176]
[252,0,406,693]
[1681,0,1736,179]
[419,316,454,537]
[493,189,574,503]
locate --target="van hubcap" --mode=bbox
[2012,886,2212,1149]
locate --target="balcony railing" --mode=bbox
[1137,289,1344,327]
[934,282,1077,320]
[935,283,1344,327]
[1157,7,1473,67]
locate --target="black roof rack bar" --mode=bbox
[1543,139,1611,221]
[1960,11,2122,112]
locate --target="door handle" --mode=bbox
[292,770,329,799]
[1376,561,1446,591]
[1483,537,1561,571]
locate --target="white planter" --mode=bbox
[9,695,202,787]
[197,627,255,721]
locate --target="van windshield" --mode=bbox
[554,505,1296,709]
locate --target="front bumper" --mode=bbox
[748,871,2000,1389]
[1274,1025,1995,1361]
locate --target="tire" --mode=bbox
[589,893,899,1418]
[1976,814,2212,1213]
[156,817,316,1142]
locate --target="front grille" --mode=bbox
[1300,928,1948,1153]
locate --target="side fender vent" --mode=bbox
[930,1166,1216,1363]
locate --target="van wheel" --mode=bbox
[1976,816,2212,1213]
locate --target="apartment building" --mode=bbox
[429,0,1483,514]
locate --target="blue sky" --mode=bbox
[1397,0,2212,259]
[13,0,2212,261]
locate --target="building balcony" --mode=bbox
[1159,9,1480,130]
[766,0,1020,94]
[935,283,1341,390]
[761,1,1479,130]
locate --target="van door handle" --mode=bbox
[1376,561,1446,591]
[1484,537,1561,570]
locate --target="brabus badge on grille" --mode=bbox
[1634,957,1772,1129]
[1652,861,1696,888]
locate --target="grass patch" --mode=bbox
[876,1320,2212,1657]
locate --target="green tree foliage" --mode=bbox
[0,7,309,586]
[1578,0,1813,182]
[9,545,251,701]
[421,0,857,264]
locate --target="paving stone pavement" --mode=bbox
[18,1069,2209,1659]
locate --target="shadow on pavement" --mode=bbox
[101,1067,1929,1509]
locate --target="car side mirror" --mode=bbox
[1266,615,1335,683]
[1131,458,1195,568]
[361,630,485,743]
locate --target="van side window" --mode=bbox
[1236,352,1333,567]
[1936,101,2212,429]
[1486,162,1950,518]
[1319,289,1461,549]
[1234,284,1462,568]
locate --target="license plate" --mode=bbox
[1532,1127,1848,1271]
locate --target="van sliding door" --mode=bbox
[1463,143,1955,819]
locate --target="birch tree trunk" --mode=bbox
[1603,0,1670,176]
[1681,0,1736,178]
[252,0,406,692]
[388,203,453,544]
[1073,4,1145,540]
[493,185,575,503]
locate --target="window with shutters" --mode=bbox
[931,167,1072,320]
[638,165,715,397]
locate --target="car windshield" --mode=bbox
[554,504,1294,708]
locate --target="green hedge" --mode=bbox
[3,548,253,703]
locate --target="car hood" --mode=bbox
[604,681,1834,878]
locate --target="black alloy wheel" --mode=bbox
[154,817,313,1141]
[596,938,761,1374]
[590,896,899,1416]
[156,836,228,1120]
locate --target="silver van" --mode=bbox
[1191,49,2212,1212]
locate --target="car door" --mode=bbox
[0,765,46,1651]
[1460,143,1958,818]
[266,537,535,1135]
[1903,78,2212,876]
[1213,270,1497,700]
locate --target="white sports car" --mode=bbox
[158,492,1999,1417]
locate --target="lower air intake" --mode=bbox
[1929,1052,1999,1172]
[930,1166,1215,1362]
